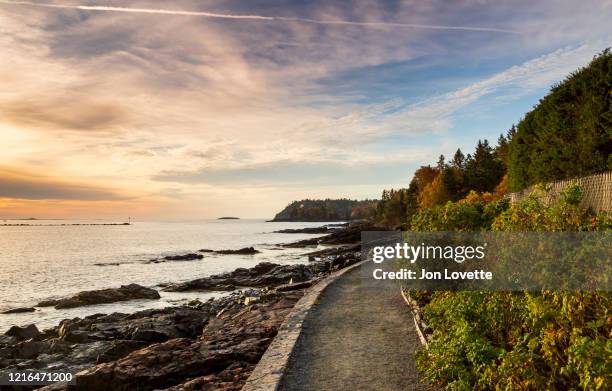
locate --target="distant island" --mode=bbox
[218,217,240,220]
[270,199,377,222]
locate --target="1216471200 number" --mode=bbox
[1,370,75,385]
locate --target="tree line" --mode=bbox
[376,49,611,228]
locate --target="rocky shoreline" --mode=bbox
[0,222,372,390]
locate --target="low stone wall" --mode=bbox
[508,171,612,212]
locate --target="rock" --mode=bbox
[0,305,214,382]
[1,307,36,314]
[73,291,303,391]
[198,247,260,255]
[280,237,319,247]
[14,340,49,359]
[96,340,148,364]
[37,284,161,309]
[47,338,72,355]
[5,324,40,340]
[163,253,204,261]
[58,318,80,340]
[275,279,316,292]
[273,226,330,234]
[214,247,260,255]
[243,296,259,306]
[62,330,91,343]
[75,338,210,390]
[36,299,58,307]
[306,243,361,258]
[282,221,381,247]
[163,262,313,292]
[53,307,209,344]
[130,328,169,343]
[164,362,254,391]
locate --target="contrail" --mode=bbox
[0,1,521,34]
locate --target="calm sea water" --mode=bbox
[0,219,332,332]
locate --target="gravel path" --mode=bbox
[279,263,433,391]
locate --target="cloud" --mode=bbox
[153,149,432,187]
[0,0,609,218]
[0,168,127,200]
[0,97,127,132]
[360,43,603,139]
[0,1,520,34]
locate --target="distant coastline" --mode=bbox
[0,223,131,227]
[218,217,240,220]
[270,199,377,222]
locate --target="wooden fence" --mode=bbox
[507,171,612,213]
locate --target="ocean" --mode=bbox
[0,219,332,332]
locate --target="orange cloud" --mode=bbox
[0,167,128,201]
[0,167,168,219]
[0,97,127,132]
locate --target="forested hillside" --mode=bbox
[271,199,377,221]
[508,49,612,191]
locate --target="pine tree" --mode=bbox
[452,149,465,169]
[437,154,446,170]
[465,139,505,193]
[508,49,612,191]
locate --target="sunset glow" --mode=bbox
[1,0,610,219]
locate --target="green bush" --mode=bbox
[410,193,508,232]
[414,187,611,390]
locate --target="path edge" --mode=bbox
[400,288,429,347]
[241,260,366,391]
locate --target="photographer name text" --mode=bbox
[373,268,492,280]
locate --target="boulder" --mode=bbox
[96,340,148,364]
[5,324,40,340]
[14,340,49,359]
[163,253,204,261]
[214,247,260,255]
[273,226,330,234]
[37,284,160,309]
[1,307,36,314]
[130,328,169,343]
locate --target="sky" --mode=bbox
[0,0,610,220]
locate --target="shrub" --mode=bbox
[414,187,611,390]
[410,191,508,231]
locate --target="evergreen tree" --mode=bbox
[452,149,465,169]
[465,139,505,193]
[508,49,612,191]
[437,154,446,170]
[495,133,510,168]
